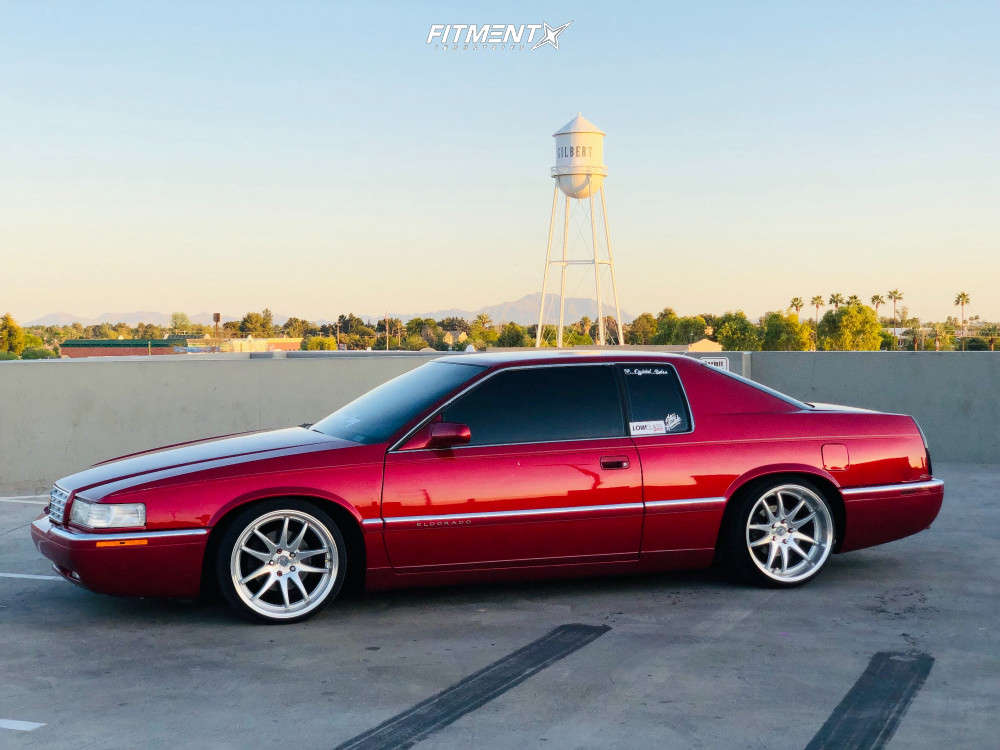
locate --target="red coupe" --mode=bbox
[31,352,943,623]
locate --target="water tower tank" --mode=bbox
[551,113,607,199]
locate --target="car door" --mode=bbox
[381,364,643,571]
[618,363,726,558]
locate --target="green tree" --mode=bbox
[817,304,882,350]
[810,295,824,327]
[717,312,762,351]
[789,297,804,316]
[282,317,314,338]
[626,313,657,344]
[170,312,193,331]
[870,294,885,320]
[887,289,903,348]
[652,308,679,344]
[847,295,862,306]
[497,322,530,347]
[828,293,845,310]
[761,311,812,351]
[673,316,708,344]
[0,313,26,355]
[954,292,971,348]
[21,347,57,359]
[404,333,430,350]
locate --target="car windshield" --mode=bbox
[311,361,484,444]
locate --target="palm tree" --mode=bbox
[954,292,971,350]
[887,289,903,350]
[810,295,824,326]
[828,293,845,310]
[871,294,885,319]
[847,294,861,306]
[474,313,493,329]
[789,297,804,317]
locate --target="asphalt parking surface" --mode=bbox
[1,463,997,749]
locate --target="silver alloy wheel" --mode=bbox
[745,484,834,583]
[230,509,338,620]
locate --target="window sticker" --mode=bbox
[630,420,667,436]
[664,413,683,431]
[623,367,673,377]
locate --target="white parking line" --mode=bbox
[0,719,45,731]
[0,572,63,581]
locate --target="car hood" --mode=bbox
[56,427,350,496]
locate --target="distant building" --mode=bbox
[60,338,189,358]
[60,336,303,358]
[664,338,723,353]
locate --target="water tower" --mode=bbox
[535,113,624,347]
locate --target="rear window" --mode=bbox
[619,364,692,436]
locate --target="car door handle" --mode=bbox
[600,456,630,470]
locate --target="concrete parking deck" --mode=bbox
[0,463,996,749]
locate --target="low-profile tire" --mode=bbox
[721,478,836,587]
[215,499,347,623]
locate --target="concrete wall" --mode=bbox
[0,353,442,494]
[1,351,996,493]
[747,352,1000,466]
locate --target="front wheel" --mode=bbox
[724,480,836,587]
[216,500,346,623]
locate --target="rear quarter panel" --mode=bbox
[638,360,929,557]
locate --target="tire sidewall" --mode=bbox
[215,498,347,623]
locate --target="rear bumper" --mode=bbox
[30,516,208,598]
[839,479,944,552]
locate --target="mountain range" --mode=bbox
[26,293,633,329]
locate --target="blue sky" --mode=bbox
[2,1,997,322]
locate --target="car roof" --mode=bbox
[434,350,695,369]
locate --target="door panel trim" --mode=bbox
[384,502,644,528]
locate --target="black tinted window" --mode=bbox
[620,365,692,436]
[441,366,624,446]
[312,361,483,444]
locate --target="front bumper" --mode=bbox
[30,516,209,598]
[839,478,944,552]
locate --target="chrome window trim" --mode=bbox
[645,497,726,509]
[33,517,208,542]
[389,359,695,453]
[383,502,645,525]
[840,479,943,497]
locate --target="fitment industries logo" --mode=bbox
[426,21,572,52]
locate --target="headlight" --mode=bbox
[70,499,146,529]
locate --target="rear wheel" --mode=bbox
[216,500,346,623]
[724,480,835,587]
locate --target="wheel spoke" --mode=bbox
[788,540,809,561]
[279,576,290,608]
[794,512,816,529]
[278,517,290,549]
[766,542,778,570]
[789,499,806,521]
[291,573,309,601]
[761,502,776,523]
[289,521,309,552]
[295,548,326,560]
[252,572,277,600]
[750,536,771,547]
[779,545,789,573]
[748,523,772,532]
[296,562,329,575]
[776,493,786,518]
[240,565,271,585]
[253,529,277,552]
[241,545,270,563]
[793,530,817,545]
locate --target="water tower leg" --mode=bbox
[557,194,571,347]
[600,187,625,346]
[589,189,605,345]
[535,184,559,347]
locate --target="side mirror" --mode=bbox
[399,422,471,451]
